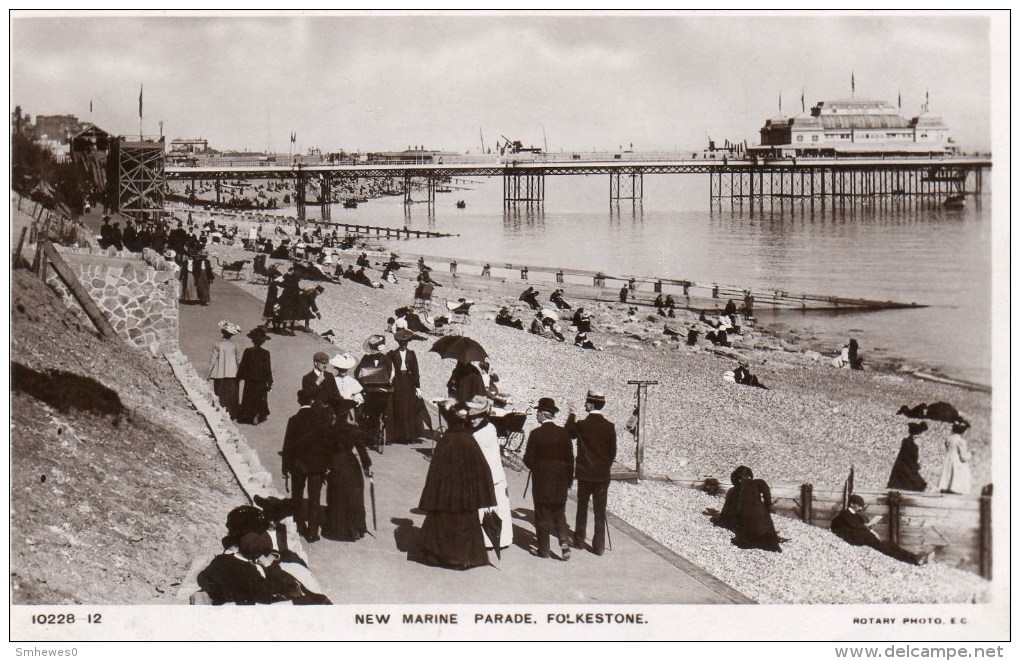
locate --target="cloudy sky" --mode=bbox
[11,12,996,154]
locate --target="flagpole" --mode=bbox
[139,84,143,140]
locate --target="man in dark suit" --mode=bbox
[300,351,341,417]
[523,397,574,560]
[566,389,617,555]
[830,495,934,565]
[281,389,333,543]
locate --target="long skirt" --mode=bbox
[416,510,488,570]
[212,378,239,419]
[195,272,211,304]
[180,274,196,302]
[237,380,270,424]
[387,372,423,443]
[322,452,367,542]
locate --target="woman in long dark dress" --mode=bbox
[193,252,214,306]
[415,400,497,569]
[322,411,372,542]
[236,327,273,425]
[278,269,303,332]
[730,466,782,552]
[385,328,424,443]
[887,422,929,491]
[263,274,283,330]
[711,465,751,531]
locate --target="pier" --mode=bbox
[164,153,990,213]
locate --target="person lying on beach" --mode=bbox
[351,266,383,289]
[550,288,573,310]
[724,362,766,389]
[831,495,934,566]
[496,306,525,330]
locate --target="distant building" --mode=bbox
[750,99,953,157]
[366,148,456,164]
[34,114,83,144]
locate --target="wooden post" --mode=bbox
[800,483,813,524]
[39,242,120,341]
[979,484,992,579]
[627,380,658,480]
[886,490,902,546]
[13,227,28,269]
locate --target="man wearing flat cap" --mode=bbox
[301,350,342,417]
[566,390,617,555]
[523,397,575,560]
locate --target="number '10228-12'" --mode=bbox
[30,613,101,624]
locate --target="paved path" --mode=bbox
[179,276,748,604]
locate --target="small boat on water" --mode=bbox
[456,200,466,209]
[943,194,966,209]
[343,199,358,209]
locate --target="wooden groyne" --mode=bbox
[631,475,992,578]
[172,206,457,239]
[396,251,926,313]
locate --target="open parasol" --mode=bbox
[429,335,488,364]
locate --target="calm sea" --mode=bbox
[294,173,992,386]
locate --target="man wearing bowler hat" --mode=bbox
[566,390,617,555]
[523,397,574,560]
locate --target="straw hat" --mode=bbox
[217,320,241,336]
[329,353,356,370]
[585,390,605,404]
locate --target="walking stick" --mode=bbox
[606,519,613,551]
[369,475,378,532]
[522,470,531,498]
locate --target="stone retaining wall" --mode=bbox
[45,246,180,355]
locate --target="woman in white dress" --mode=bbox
[467,396,513,550]
[938,422,973,495]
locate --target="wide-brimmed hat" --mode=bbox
[908,421,929,435]
[465,395,491,417]
[394,328,416,343]
[218,320,241,335]
[537,397,559,415]
[247,326,270,342]
[585,389,605,404]
[362,334,386,353]
[329,353,356,370]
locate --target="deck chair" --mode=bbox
[413,281,434,312]
[446,298,474,325]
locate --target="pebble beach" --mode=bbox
[207,232,992,604]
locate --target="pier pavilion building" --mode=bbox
[751,99,953,158]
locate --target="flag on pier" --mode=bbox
[90,99,93,113]
[139,85,143,119]
[898,91,902,109]
[291,131,296,143]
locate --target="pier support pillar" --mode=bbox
[320,174,331,221]
[610,171,643,205]
[295,172,307,221]
[503,171,545,207]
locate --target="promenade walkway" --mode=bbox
[178,276,748,604]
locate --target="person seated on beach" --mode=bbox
[707,465,751,532]
[342,264,357,280]
[831,495,934,566]
[724,299,738,324]
[705,329,729,347]
[572,308,593,333]
[654,294,665,313]
[619,285,629,303]
[520,286,542,311]
[731,362,766,388]
[495,306,525,330]
[356,252,371,268]
[417,256,432,272]
[546,318,566,342]
[717,310,735,333]
[686,327,700,346]
[832,343,852,369]
[476,361,508,409]
[381,266,398,284]
[724,465,782,553]
[351,266,383,289]
[386,253,404,271]
[848,338,864,370]
[393,306,433,334]
[550,288,573,311]
[625,306,639,323]
[271,241,291,259]
[574,332,600,351]
[665,295,677,317]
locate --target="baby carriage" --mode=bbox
[490,411,528,472]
